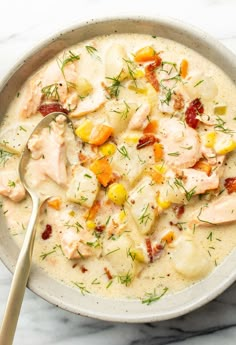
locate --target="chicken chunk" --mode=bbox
[193,194,236,225]
[27,115,67,186]
[159,117,202,169]
[0,171,25,202]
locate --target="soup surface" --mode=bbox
[1,34,236,303]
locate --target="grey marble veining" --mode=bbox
[1,0,236,344]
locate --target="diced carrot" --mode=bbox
[148,169,164,184]
[89,124,113,146]
[180,59,188,78]
[134,46,156,63]
[193,160,212,176]
[47,197,61,210]
[89,157,113,187]
[84,200,101,220]
[143,120,158,134]
[153,143,163,162]
[161,231,175,244]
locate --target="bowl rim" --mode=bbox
[0,14,236,323]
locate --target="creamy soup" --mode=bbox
[1,34,236,304]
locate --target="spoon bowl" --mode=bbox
[0,112,72,345]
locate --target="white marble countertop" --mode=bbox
[0,0,236,344]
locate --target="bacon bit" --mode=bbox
[78,152,88,164]
[145,55,162,92]
[136,134,158,150]
[173,205,185,219]
[173,92,184,111]
[143,120,158,134]
[152,243,164,258]
[41,224,52,240]
[224,177,236,194]
[106,172,120,186]
[38,103,68,116]
[145,238,153,263]
[193,160,212,176]
[185,98,204,129]
[80,265,88,273]
[104,267,112,280]
[95,225,105,233]
[84,200,101,220]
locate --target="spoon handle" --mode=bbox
[0,195,40,345]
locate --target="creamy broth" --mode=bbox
[1,34,236,302]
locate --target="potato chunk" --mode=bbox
[66,166,98,207]
[128,177,157,235]
[172,235,212,279]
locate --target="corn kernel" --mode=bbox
[99,142,116,156]
[69,210,75,217]
[154,164,167,174]
[215,139,236,155]
[214,104,227,115]
[107,183,127,206]
[75,120,93,142]
[157,195,171,209]
[203,131,216,148]
[86,220,96,230]
[130,248,146,263]
[76,78,93,97]
[124,136,139,144]
[119,210,126,222]
[134,69,145,78]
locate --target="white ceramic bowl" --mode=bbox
[0,16,236,322]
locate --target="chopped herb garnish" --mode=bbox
[117,272,133,286]
[117,145,130,160]
[106,280,113,289]
[71,281,90,295]
[106,71,123,98]
[0,149,15,167]
[105,248,120,256]
[168,152,180,156]
[41,83,60,101]
[64,220,84,232]
[141,287,168,305]
[194,80,204,87]
[91,278,101,285]
[123,58,137,86]
[180,145,193,150]
[138,204,152,226]
[58,50,80,77]
[40,249,56,260]
[207,232,213,241]
[127,247,136,261]
[174,178,196,201]
[111,100,130,120]
[197,206,215,225]
[85,45,101,61]
[19,125,26,132]
[105,216,111,226]
[7,180,16,188]
[84,174,92,179]
[214,116,235,134]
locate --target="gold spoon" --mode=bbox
[0,112,73,345]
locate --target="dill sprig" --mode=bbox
[40,249,56,260]
[141,287,168,305]
[138,204,152,226]
[111,100,130,120]
[106,71,123,98]
[0,149,15,167]
[71,281,90,295]
[174,178,196,202]
[7,180,16,188]
[41,83,60,101]
[117,145,130,160]
[58,50,80,76]
[123,58,138,86]
[117,272,133,286]
[214,116,235,134]
[85,45,101,61]
[64,220,84,232]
